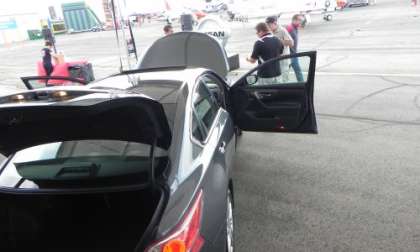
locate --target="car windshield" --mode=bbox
[0,140,168,190]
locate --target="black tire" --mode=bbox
[226,188,234,252]
[326,14,333,21]
[235,127,242,137]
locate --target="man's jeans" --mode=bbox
[280,59,290,83]
[291,57,304,82]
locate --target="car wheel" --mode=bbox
[226,189,234,252]
[325,14,333,21]
[235,127,242,137]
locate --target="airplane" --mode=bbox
[204,0,229,13]
[224,0,337,24]
[161,0,207,23]
[120,0,206,24]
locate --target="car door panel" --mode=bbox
[230,51,317,133]
[200,117,230,245]
[187,76,232,246]
[232,87,305,130]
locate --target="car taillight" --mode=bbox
[147,190,204,252]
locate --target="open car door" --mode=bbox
[21,76,87,90]
[229,51,317,133]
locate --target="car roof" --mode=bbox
[89,67,207,94]
[3,68,209,107]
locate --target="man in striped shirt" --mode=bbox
[266,16,294,82]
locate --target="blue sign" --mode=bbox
[0,19,17,30]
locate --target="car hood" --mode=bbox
[0,90,171,156]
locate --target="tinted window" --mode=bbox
[245,55,311,86]
[202,75,225,108]
[0,140,168,189]
[192,113,204,142]
[192,80,220,141]
[24,77,86,90]
[127,80,183,129]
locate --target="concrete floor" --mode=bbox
[1,0,420,251]
[233,1,420,251]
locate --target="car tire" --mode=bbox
[235,127,242,137]
[226,189,234,252]
[325,14,333,21]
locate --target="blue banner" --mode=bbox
[0,19,17,30]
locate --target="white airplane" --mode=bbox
[204,0,229,13]
[225,0,337,24]
[160,0,207,23]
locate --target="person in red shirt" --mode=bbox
[286,14,304,82]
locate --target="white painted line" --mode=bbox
[316,72,420,78]
[230,69,420,78]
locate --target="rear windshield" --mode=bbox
[0,140,168,190]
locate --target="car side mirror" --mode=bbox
[246,75,258,85]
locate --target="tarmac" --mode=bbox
[1,0,420,251]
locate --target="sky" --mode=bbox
[1,0,105,19]
[1,0,200,21]
[3,0,67,15]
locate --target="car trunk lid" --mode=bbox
[0,90,172,157]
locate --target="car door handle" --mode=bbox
[253,91,273,99]
[219,141,226,154]
[259,92,273,97]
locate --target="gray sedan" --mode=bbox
[0,32,317,252]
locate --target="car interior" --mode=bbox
[0,140,169,251]
[0,188,164,252]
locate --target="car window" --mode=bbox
[192,80,220,142]
[192,113,205,142]
[0,140,168,190]
[201,74,225,108]
[23,77,86,90]
[245,55,311,86]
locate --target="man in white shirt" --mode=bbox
[266,16,294,83]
